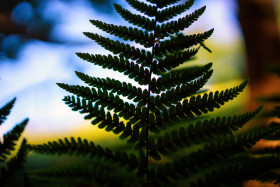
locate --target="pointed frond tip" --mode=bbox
[0,98,16,126]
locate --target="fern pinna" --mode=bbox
[0,98,29,186]
[26,0,280,186]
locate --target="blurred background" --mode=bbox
[0,0,280,185]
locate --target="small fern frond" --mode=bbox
[0,119,28,162]
[153,48,199,75]
[0,98,16,126]
[76,53,149,85]
[89,20,154,48]
[151,63,213,93]
[152,70,213,108]
[126,0,157,17]
[61,96,142,137]
[156,6,206,37]
[57,84,139,121]
[157,0,194,23]
[114,4,155,31]
[153,81,248,129]
[83,33,152,64]
[75,71,148,106]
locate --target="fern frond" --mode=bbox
[75,71,148,106]
[52,0,271,185]
[150,106,262,159]
[0,139,28,185]
[83,33,152,65]
[155,29,214,57]
[61,96,142,135]
[150,70,213,111]
[76,53,149,85]
[156,6,206,37]
[155,126,280,181]
[151,63,213,93]
[27,137,139,171]
[154,124,272,161]
[157,0,194,23]
[61,96,143,144]
[0,119,28,162]
[89,20,154,47]
[126,0,156,17]
[114,4,155,31]
[153,48,199,75]
[146,0,180,9]
[57,84,140,121]
[0,98,16,126]
[153,81,248,129]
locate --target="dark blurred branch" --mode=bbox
[238,0,280,90]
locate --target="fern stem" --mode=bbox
[145,4,159,186]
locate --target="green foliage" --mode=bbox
[0,98,29,186]
[26,0,280,186]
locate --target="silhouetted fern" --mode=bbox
[26,0,280,186]
[0,98,29,186]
